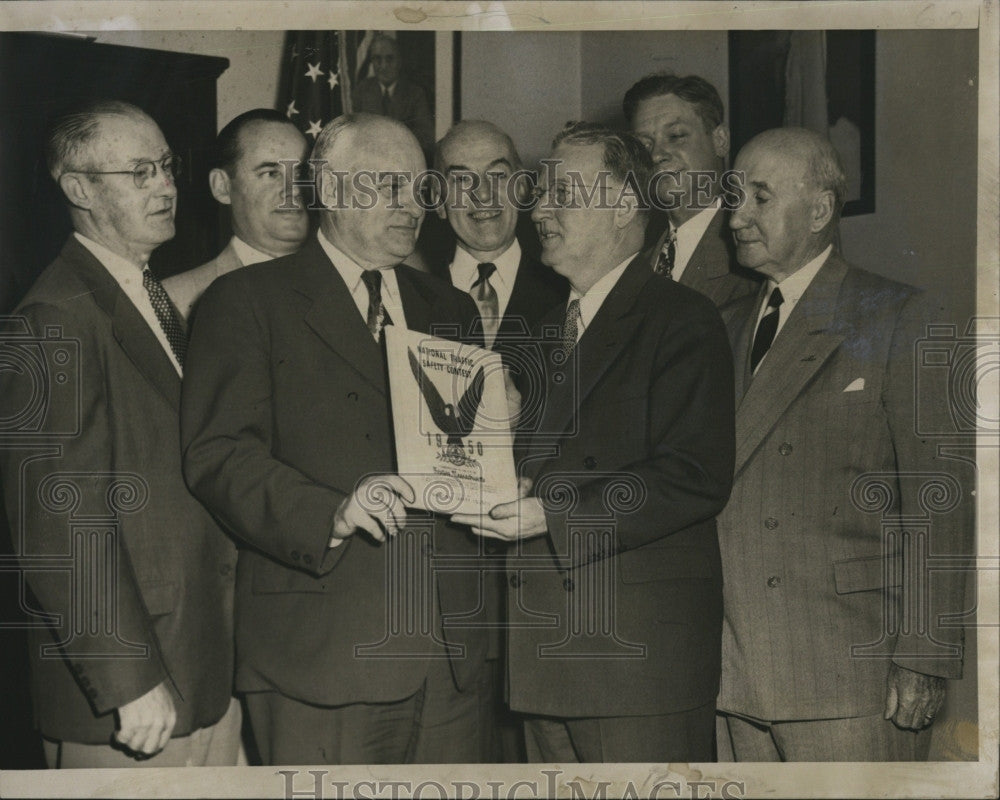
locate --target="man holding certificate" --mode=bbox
[181,113,492,765]
[454,123,735,762]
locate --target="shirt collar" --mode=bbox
[673,198,720,239]
[317,229,400,304]
[768,244,833,305]
[450,239,520,295]
[74,232,146,281]
[570,251,637,332]
[230,236,277,267]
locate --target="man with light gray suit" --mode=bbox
[163,109,309,320]
[716,127,972,761]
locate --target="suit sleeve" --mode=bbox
[0,304,168,715]
[884,291,973,679]
[181,277,350,576]
[543,300,736,568]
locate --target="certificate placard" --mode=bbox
[385,325,518,515]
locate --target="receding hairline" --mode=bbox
[435,121,523,172]
[313,113,421,164]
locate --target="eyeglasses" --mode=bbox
[67,154,182,189]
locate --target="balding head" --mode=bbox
[313,113,426,270]
[730,127,845,282]
[434,120,527,261]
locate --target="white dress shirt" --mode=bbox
[230,235,277,267]
[74,232,182,376]
[566,253,637,344]
[317,230,407,333]
[753,244,833,342]
[449,239,520,320]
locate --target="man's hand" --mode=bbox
[115,681,176,758]
[331,474,415,545]
[452,477,547,541]
[883,662,946,730]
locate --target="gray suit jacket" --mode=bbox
[716,253,972,722]
[163,241,244,321]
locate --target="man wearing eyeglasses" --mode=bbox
[181,113,492,764]
[163,109,310,321]
[0,100,240,767]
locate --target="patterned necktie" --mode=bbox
[472,262,500,347]
[361,269,393,342]
[750,287,784,374]
[653,225,677,279]
[142,266,187,368]
[561,298,581,356]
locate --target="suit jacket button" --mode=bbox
[764,517,779,530]
[509,574,523,589]
[291,550,300,561]
[766,575,781,588]
[583,456,597,470]
[219,563,233,576]
[563,577,575,591]
[778,442,793,456]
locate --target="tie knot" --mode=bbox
[474,262,496,286]
[361,269,383,295]
[768,287,784,309]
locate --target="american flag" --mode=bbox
[278,31,375,141]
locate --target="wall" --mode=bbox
[460,31,582,169]
[839,29,978,322]
[580,30,729,129]
[90,30,284,131]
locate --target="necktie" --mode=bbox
[361,269,393,342]
[653,226,677,279]
[750,287,784,374]
[561,298,581,356]
[142,266,187,368]
[471,262,500,347]
[381,85,391,116]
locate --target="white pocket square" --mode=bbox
[843,378,866,392]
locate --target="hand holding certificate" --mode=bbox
[385,326,519,516]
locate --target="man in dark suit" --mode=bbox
[453,123,735,762]
[624,73,759,308]
[0,100,239,767]
[430,119,568,761]
[716,127,972,760]
[353,34,434,153]
[181,113,491,765]
[163,108,309,321]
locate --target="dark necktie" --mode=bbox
[142,266,187,368]
[561,298,581,356]
[750,287,784,374]
[653,226,677,279]
[381,85,391,116]
[361,269,393,342]
[471,262,500,347]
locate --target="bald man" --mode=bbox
[181,113,490,764]
[715,127,972,761]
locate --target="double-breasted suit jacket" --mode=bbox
[643,208,760,309]
[505,254,736,718]
[181,236,489,707]
[716,253,972,722]
[0,236,237,744]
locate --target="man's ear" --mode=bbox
[712,125,730,160]
[58,173,94,210]
[613,182,641,230]
[318,168,340,210]
[208,168,233,205]
[810,189,836,233]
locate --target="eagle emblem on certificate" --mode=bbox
[385,326,518,515]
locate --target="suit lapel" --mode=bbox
[540,254,648,437]
[62,238,181,412]
[296,238,386,394]
[500,252,557,337]
[733,255,848,474]
[679,208,735,303]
